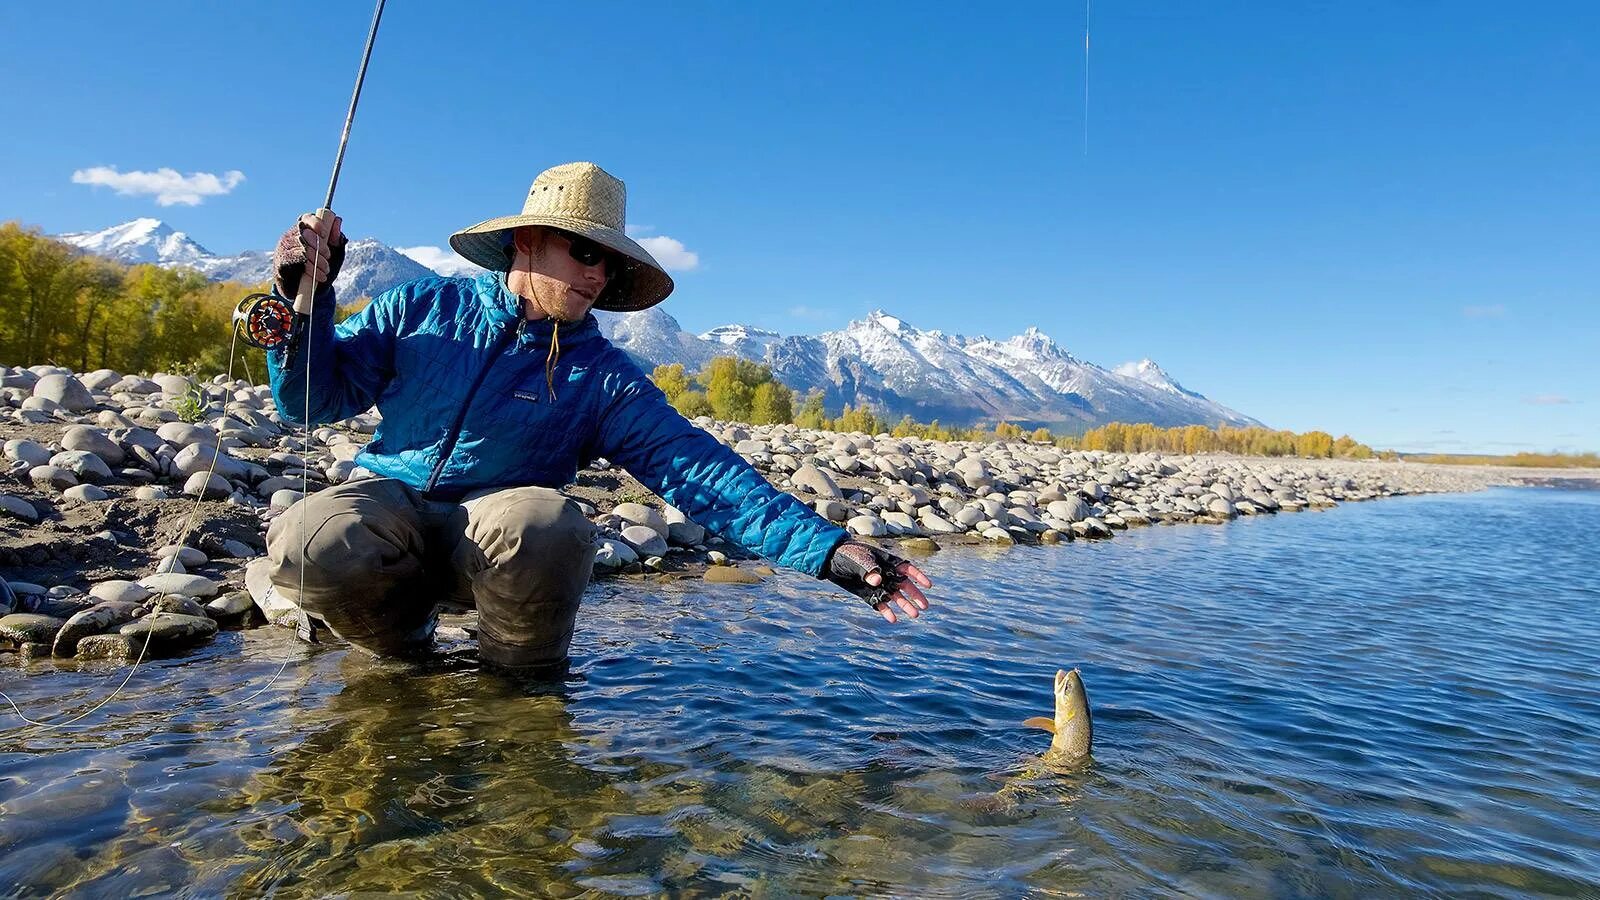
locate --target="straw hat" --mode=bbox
[450,162,674,312]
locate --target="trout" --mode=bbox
[1023,668,1092,761]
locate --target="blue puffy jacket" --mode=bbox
[267,273,848,576]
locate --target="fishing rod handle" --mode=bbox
[293,207,336,314]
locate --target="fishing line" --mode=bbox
[1,0,388,728]
[1083,0,1091,156]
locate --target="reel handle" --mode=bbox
[294,207,336,315]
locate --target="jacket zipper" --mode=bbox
[423,319,524,495]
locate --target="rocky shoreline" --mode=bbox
[3,364,1593,666]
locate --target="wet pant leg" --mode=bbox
[452,485,598,669]
[265,477,437,655]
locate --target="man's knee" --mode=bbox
[466,488,598,574]
[266,478,426,602]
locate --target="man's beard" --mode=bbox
[523,279,589,322]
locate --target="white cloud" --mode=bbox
[787,305,833,320]
[635,234,700,271]
[1462,304,1506,318]
[71,165,245,206]
[398,245,485,277]
[1525,394,1574,406]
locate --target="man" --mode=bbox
[265,161,932,669]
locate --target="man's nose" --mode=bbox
[581,263,607,285]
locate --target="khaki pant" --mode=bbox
[265,478,598,668]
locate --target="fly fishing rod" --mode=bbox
[235,0,387,347]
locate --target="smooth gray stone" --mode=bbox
[90,580,152,604]
[183,472,231,500]
[619,524,668,557]
[62,425,124,466]
[61,484,109,502]
[611,503,668,541]
[30,464,77,491]
[49,449,113,483]
[31,374,94,412]
[0,613,68,645]
[119,613,218,651]
[791,463,843,499]
[4,438,52,466]
[138,573,221,599]
[54,601,143,657]
[76,633,140,660]
[206,591,255,620]
[0,494,40,523]
[151,595,208,618]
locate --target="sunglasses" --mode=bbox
[554,230,620,275]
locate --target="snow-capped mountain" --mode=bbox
[58,219,1261,429]
[60,220,434,302]
[699,324,784,359]
[605,308,1262,430]
[58,218,213,267]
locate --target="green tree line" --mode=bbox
[0,222,270,377]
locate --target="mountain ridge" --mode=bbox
[57,219,1263,430]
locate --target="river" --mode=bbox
[2,487,1597,897]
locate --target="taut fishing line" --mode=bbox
[1,0,388,729]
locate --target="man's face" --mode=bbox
[511,227,614,321]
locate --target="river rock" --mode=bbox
[0,613,68,646]
[32,374,95,412]
[76,633,140,660]
[661,506,705,546]
[157,545,208,568]
[847,514,886,537]
[53,601,143,657]
[119,613,218,652]
[138,573,221,599]
[151,595,209,618]
[133,486,169,501]
[61,484,109,502]
[1047,497,1091,522]
[62,425,124,466]
[30,465,77,491]
[900,537,939,553]
[919,511,960,534]
[183,472,231,500]
[791,464,842,499]
[5,438,53,467]
[593,537,638,570]
[953,456,993,490]
[619,525,668,557]
[152,373,194,396]
[703,566,762,585]
[174,444,247,479]
[90,580,151,604]
[611,503,668,541]
[0,494,40,523]
[206,591,255,620]
[50,450,114,483]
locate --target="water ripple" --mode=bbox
[2,487,1598,896]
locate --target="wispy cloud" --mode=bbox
[1462,304,1505,318]
[635,235,700,271]
[787,305,833,320]
[398,245,484,277]
[71,165,245,206]
[1525,394,1574,406]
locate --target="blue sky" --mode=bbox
[2,2,1595,453]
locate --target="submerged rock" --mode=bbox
[1,613,68,646]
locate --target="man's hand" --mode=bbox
[273,210,347,298]
[824,540,933,623]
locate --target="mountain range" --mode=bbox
[57,219,1261,430]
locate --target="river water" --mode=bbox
[2,487,1598,897]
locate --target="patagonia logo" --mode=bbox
[512,389,542,403]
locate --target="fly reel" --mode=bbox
[233,293,296,350]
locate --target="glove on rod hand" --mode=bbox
[824,540,933,623]
[273,210,347,301]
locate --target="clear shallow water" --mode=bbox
[3,487,1598,897]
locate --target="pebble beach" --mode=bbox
[3,363,1593,665]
